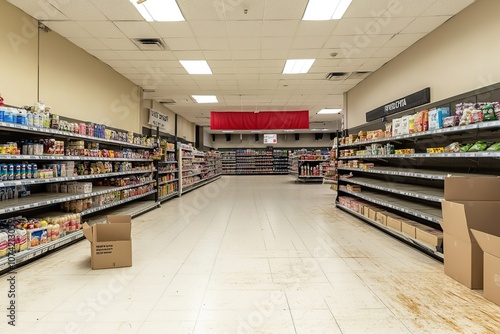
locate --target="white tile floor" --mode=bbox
[1,176,500,334]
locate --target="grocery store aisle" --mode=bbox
[1,176,499,334]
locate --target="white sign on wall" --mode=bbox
[148,109,168,130]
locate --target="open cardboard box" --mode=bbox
[82,215,132,270]
[441,176,500,289]
[471,229,500,306]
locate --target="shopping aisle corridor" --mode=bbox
[1,176,499,333]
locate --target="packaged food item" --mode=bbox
[400,115,411,135]
[486,142,500,151]
[443,115,459,128]
[385,123,392,138]
[428,107,450,130]
[481,103,497,121]
[460,143,473,152]
[392,118,402,136]
[426,147,445,154]
[467,141,488,152]
[408,114,416,133]
[15,229,27,252]
[444,142,461,153]
[0,231,8,257]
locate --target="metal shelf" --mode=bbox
[159,179,178,185]
[181,175,221,195]
[81,190,157,215]
[158,192,179,202]
[337,167,495,180]
[0,169,155,187]
[159,169,178,174]
[158,161,178,164]
[339,177,444,202]
[337,204,443,260]
[0,154,152,162]
[338,151,500,160]
[0,121,155,149]
[338,188,442,224]
[0,180,155,215]
[339,120,500,148]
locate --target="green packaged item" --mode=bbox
[486,142,500,151]
[460,143,473,152]
[467,141,488,152]
[482,103,497,121]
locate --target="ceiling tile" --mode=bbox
[48,0,107,21]
[203,50,233,60]
[103,60,132,68]
[259,60,284,68]
[260,67,283,74]
[78,21,125,39]
[291,36,329,49]
[287,49,321,59]
[262,20,300,37]
[89,0,142,21]
[209,60,235,68]
[179,0,226,21]
[423,0,474,15]
[232,50,261,59]
[401,16,451,34]
[234,60,260,68]
[114,21,159,39]
[68,37,108,50]
[358,57,392,71]
[189,21,228,38]
[214,74,237,81]
[86,50,122,60]
[226,21,263,37]
[144,51,178,61]
[7,0,68,20]
[198,38,230,50]
[333,17,414,36]
[42,21,91,38]
[212,68,236,74]
[229,38,261,51]
[313,59,341,67]
[151,22,194,38]
[261,37,294,50]
[296,21,338,36]
[384,33,426,47]
[101,38,138,50]
[164,38,200,51]
[116,51,150,61]
[372,46,407,58]
[173,50,205,59]
[261,50,289,60]
[264,0,308,19]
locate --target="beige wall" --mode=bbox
[0,0,141,133]
[39,29,141,132]
[347,0,499,128]
[0,0,38,106]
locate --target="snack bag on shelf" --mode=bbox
[408,114,416,133]
[486,142,500,151]
[467,141,488,152]
[444,142,461,153]
[400,115,411,135]
[481,103,497,121]
[392,118,402,136]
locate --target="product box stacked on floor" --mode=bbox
[82,215,132,270]
[441,177,500,294]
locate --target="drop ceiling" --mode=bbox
[7,0,475,133]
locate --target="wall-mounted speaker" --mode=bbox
[225,134,231,141]
[330,133,335,140]
[295,133,300,140]
[211,134,216,141]
[254,134,259,141]
[315,133,323,140]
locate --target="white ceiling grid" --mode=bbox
[6,0,476,131]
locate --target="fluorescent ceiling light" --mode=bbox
[284,130,295,132]
[303,0,353,20]
[283,59,315,74]
[318,108,342,114]
[180,60,212,74]
[192,95,218,103]
[222,130,234,133]
[130,0,185,22]
[251,130,262,133]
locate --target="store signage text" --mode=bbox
[366,87,430,122]
[148,109,168,130]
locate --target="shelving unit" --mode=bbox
[157,142,179,202]
[0,120,158,273]
[291,152,330,183]
[236,149,274,174]
[221,151,236,175]
[336,116,500,258]
[323,144,338,187]
[272,150,289,174]
[178,144,221,195]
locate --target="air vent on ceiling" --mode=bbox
[325,72,349,81]
[132,38,167,51]
[348,71,371,79]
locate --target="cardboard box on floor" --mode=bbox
[441,176,500,289]
[82,215,132,270]
[471,229,500,306]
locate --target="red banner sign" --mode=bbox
[210,111,309,130]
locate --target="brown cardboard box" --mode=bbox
[82,215,132,270]
[386,213,405,232]
[368,207,383,221]
[363,205,374,218]
[471,229,500,306]
[440,176,500,289]
[375,211,389,226]
[401,220,424,239]
[416,226,443,247]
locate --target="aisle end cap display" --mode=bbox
[82,215,132,270]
